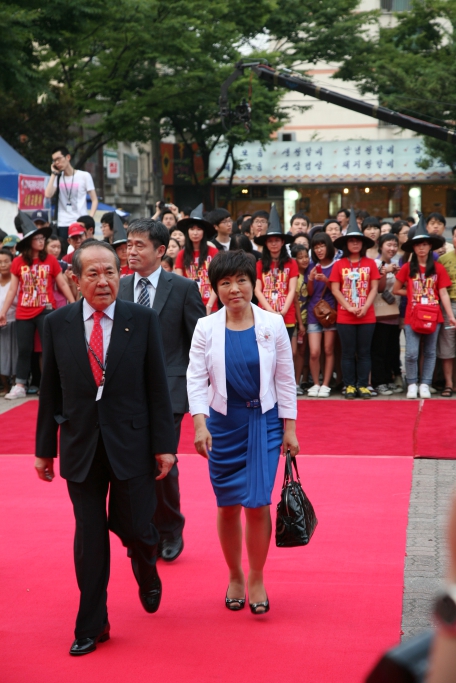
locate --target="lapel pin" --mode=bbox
[125,328,129,332]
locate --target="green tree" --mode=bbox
[335,0,456,172]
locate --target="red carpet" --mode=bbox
[1,454,412,683]
[415,399,456,458]
[1,398,455,458]
[179,401,419,456]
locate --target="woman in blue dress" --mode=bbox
[187,250,299,615]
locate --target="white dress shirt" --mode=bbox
[83,299,116,364]
[133,267,162,307]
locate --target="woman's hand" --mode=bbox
[356,305,369,318]
[194,423,212,459]
[283,421,299,457]
[448,316,456,329]
[314,273,328,282]
[308,267,317,281]
[0,312,6,326]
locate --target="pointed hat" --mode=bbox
[111,212,128,245]
[402,212,445,253]
[17,210,52,250]
[254,203,293,246]
[333,208,374,250]
[176,203,216,239]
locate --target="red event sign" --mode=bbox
[18,174,47,210]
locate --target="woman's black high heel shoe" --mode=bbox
[225,588,246,611]
[249,598,270,615]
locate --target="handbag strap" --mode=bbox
[283,450,302,486]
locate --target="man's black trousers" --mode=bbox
[67,435,159,639]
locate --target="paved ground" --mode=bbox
[1,396,455,644]
[402,458,456,639]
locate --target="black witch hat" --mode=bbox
[111,212,128,245]
[176,203,216,239]
[17,210,52,251]
[254,204,293,246]
[333,208,374,250]
[402,212,444,253]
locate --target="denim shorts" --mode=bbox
[307,322,337,334]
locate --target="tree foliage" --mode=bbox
[335,0,456,172]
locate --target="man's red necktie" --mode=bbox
[88,311,104,386]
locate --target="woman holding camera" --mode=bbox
[187,250,298,615]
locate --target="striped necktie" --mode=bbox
[137,277,151,307]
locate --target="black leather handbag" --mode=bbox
[275,451,318,547]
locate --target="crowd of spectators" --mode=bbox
[0,199,455,402]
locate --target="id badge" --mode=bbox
[421,297,428,304]
[96,384,104,401]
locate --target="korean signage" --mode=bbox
[104,149,120,179]
[17,174,47,210]
[209,139,452,185]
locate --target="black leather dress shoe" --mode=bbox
[69,623,110,656]
[161,536,184,562]
[139,569,162,613]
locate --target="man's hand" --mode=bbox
[155,453,176,480]
[35,457,55,482]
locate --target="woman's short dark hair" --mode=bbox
[229,233,253,253]
[310,232,335,263]
[208,250,256,293]
[161,255,174,269]
[391,220,409,235]
[362,217,380,231]
[0,248,13,261]
[291,244,309,258]
[378,233,399,249]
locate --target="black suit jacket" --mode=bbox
[36,298,177,482]
[119,269,205,413]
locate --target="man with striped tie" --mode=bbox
[35,240,177,655]
[119,218,205,562]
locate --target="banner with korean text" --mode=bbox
[18,174,47,210]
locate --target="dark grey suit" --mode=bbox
[119,269,205,540]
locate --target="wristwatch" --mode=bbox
[433,584,456,636]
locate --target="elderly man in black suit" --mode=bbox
[35,240,177,656]
[119,218,205,561]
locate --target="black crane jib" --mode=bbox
[220,61,456,145]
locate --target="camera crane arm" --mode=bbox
[220,61,456,145]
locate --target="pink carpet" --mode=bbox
[0,454,412,683]
[415,399,456,458]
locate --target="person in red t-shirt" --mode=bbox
[393,217,456,400]
[174,204,218,313]
[0,212,75,399]
[329,209,380,399]
[253,205,297,341]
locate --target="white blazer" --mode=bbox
[187,303,297,419]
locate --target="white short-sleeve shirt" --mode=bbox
[53,170,95,226]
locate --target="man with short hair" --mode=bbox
[336,208,350,234]
[288,212,310,236]
[44,146,98,245]
[160,209,178,230]
[77,215,96,239]
[35,240,176,655]
[100,212,114,243]
[427,212,453,254]
[208,208,232,250]
[250,210,269,252]
[119,219,205,561]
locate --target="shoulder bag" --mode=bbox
[409,272,439,334]
[275,450,318,547]
[313,282,337,328]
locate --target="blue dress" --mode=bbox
[207,326,283,508]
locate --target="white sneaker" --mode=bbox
[318,385,331,397]
[296,385,304,396]
[5,384,27,400]
[376,384,393,396]
[419,384,431,399]
[429,386,437,394]
[307,384,320,397]
[407,383,418,399]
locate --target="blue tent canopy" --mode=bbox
[0,137,47,202]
